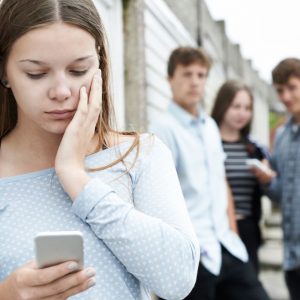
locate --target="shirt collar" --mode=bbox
[168,101,206,127]
[287,116,300,133]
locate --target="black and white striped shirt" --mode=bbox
[222,140,257,218]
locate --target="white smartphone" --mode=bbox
[34,231,84,269]
[245,158,269,173]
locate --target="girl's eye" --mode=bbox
[26,70,88,79]
[70,70,88,76]
[26,73,46,79]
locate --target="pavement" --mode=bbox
[259,212,289,300]
[152,212,289,300]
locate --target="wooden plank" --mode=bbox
[145,0,196,46]
[146,67,170,96]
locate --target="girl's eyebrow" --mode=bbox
[18,55,95,65]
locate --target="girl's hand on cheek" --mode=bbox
[55,69,102,200]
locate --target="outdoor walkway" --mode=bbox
[259,212,289,300]
[152,212,289,300]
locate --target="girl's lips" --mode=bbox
[46,110,76,120]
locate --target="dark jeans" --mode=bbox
[285,267,300,300]
[183,247,270,300]
[237,218,262,273]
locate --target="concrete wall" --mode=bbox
[198,0,272,144]
[123,0,276,146]
[93,0,125,129]
[123,0,197,130]
[123,0,148,131]
[144,0,196,122]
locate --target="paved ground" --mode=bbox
[153,212,289,300]
[259,213,289,300]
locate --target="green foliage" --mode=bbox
[123,0,130,11]
[269,111,285,130]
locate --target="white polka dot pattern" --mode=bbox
[0,135,199,299]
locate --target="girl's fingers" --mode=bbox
[72,70,102,129]
[71,86,89,126]
[45,277,96,300]
[30,267,96,298]
[89,69,102,106]
[26,261,81,286]
[88,69,102,121]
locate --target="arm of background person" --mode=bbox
[261,171,281,203]
[255,138,282,203]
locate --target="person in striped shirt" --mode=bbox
[211,80,274,273]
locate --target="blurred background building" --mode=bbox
[92,0,285,146]
[93,1,288,298]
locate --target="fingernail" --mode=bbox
[85,268,96,278]
[81,86,87,93]
[87,277,96,288]
[68,262,79,271]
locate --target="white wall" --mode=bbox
[202,34,226,114]
[144,0,196,123]
[93,0,125,129]
[251,92,270,146]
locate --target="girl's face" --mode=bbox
[5,22,99,135]
[222,90,253,132]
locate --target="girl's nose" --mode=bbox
[48,77,72,102]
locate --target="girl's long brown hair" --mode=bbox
[0,0,139,172]
[211,80,254,138]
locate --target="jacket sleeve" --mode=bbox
[262,128,285,203]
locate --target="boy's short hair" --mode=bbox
[272,58,300,84]
[167,46,212,77]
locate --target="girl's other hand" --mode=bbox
[1,261,96,300]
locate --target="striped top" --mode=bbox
[222,140,257,218]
